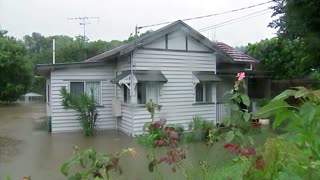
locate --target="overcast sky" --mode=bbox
[0,0,277,46]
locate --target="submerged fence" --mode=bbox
[271,79,320,97]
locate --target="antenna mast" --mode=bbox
[67,16,100,60]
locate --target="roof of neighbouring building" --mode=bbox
[23,92,43,97]
[215,42,258,63]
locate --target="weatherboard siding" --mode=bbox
[115,56,134,135]
[50,65,116,133]
[131,49,217,135]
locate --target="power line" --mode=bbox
[162,9,272,41]
[210,11,272,29]
[198,9,272,32]
[137,0,273,30]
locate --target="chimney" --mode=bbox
[52,39,55,64]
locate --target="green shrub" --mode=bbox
[61,146,135,179]
[186,115,214,142]
[60,87,98,136]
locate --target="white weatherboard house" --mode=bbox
[37,20,271,136]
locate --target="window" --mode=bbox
[47,83,50,106]
[70,81,101,105]
[123,85,130,103]
[137,82,159,104]
[216,77,233,103]
[86,82,101,105]
[195,82,212,103]
[70,82,84,97]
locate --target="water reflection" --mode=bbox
[0,103,267,179]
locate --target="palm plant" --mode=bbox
[60,87,98,136]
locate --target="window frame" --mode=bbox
[137,82,160,105]
[195,81,213,103]
[69,81,102,106]
[123,84,130,104]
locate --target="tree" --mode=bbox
[0,31,33,103]
[246,37,308,79]
[269,0,320,68]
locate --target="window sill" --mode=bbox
[192,102,215,105]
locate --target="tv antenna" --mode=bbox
[67,16,100,59]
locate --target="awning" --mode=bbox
[111,70,168,84]
[192,71,221,82]
[111,71,131,84]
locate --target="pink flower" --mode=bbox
[247,147,256,156]
[169,131,178,140]
[224,143,234,149]
[236,72,245,81]
[159,157,168,163]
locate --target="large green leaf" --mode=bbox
[61,162,71,176]
[300,102,316,125]
[240,94,250,107]
[272,109,292,128]
[254,99,291,119]
[231,104,239,111]
[225,131,235,143]
[272,89,296,101]
[242,112,251,122]
[79,157,87,168]
[234,130,244,143]
[248,136,254,145]
[148,160,156,172]
[293,86,309,98]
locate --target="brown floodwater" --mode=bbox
[0,103,268,179]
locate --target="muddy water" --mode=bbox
[0,104,235,179]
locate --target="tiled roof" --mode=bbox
[215,42,258,63]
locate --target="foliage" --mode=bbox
[31,76,46,95]
[61,146,135,180]
[254,86,320,178]
[0,28,153,96]
[254,87,320,159]
[220,137,320,179]
[137,100,187,178]
[60,87,98,136]
[138,118,186,177]
[309,69,320,80]
[221,72,255,147]
[23,33,126,64]
[256,98,269,107]
[186,115,214,142]
[0,31,33,103]
[145,99,161,122]
[246,37,309,79]
[268,0,320,74]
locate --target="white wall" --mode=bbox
[144,29,211,52]
[131,49,217,135]
[50,65,116,132]
[115,55,134,135]
[144,36,166,49]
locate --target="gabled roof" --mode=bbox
[215,42,258,63]
[85,20,233,62]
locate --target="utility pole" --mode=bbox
[135,25,143,37]
[67,16,100,60]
